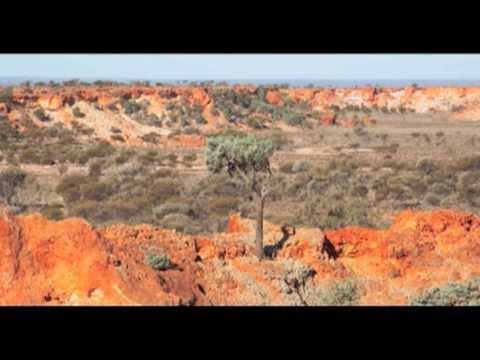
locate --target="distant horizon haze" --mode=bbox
[2,76,480,88]
[1,54,480,84]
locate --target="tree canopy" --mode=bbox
[206,134,274,176]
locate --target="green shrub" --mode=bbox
[115,162,144,177]
[284,112,306,126]
[72,107,85,118]
[34,108,51,122]
[88,160,104,177]
[195,115,207,125]
[41,204,65,220]
[306,278,361,305]
[143,114,162,127]
[82,142,116,161]
[183,153,198,163]
[56,174,89,203]
[411,278,480,306]
[292,161,312,173]
[416,157,436,175]
[166,153,178,163]
[327,158,359,173]
[138,150,160,165]
[80,181,116,201]
[246,117,265,129]
[122,100,142,114]
[0,87,13,103]
[184,126,200,135]
[141,132,162,144]
[0,167,27,204]
[145,251,173,271]
[111,134,125,142]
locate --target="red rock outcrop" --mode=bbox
[319,111,336,126]
[265,90,284,106]
[1,207,480,305]
[4,84,480,150]
[37,95,66,111]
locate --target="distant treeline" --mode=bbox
[12,79,295,88]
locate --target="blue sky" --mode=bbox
[0,54,479,80]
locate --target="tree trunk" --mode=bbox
[255,196,265,259]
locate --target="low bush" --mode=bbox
[455,155,480,172]
[141,132,162,144]
[41,203,65,221]
[115,162,145,177]
[0,167,27,205]
[153,201,193,220]
[183,153,198,163]
[145,252,173,271]
[150,178,182,202]
[306,278,361,305]
[0,87,13,103]
[166,153,178,163]
[411,278,480,306]
[111,134,125,142]
[33,108,51,122]
[416,157,436,175]
[122,100,142,114]
[184,126,200,135]
[292,161,312,173]
[82,142,116,161]
[56,174,91,203]
[72,107,85,118]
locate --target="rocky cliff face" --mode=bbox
[1,85,480,149]
[1,208,479,305]
[285,86,480,116]
[7,85,480,116]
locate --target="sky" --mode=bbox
[0,54,479,80]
